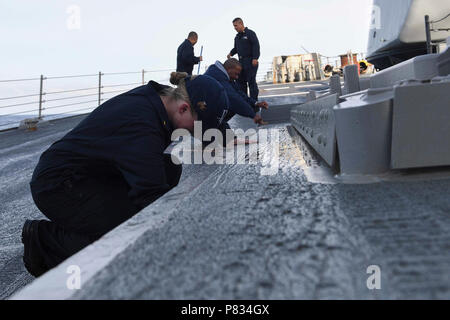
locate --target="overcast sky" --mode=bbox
[1,0,374,80]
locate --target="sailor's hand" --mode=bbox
[199,56,203,62]
[252,59,259,67]
[253,114,264,125]
[256,101,269,110]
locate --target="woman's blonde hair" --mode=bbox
[161,72,200,116]
[159,72,197,114]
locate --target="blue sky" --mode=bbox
[1,0,373,79]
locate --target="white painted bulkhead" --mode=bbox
[368,0,450,56]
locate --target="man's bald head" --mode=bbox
[188,31,198,39]
[223,58,242,80]
[223,58,241,71]
[187,31,198,45]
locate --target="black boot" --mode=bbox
[22,220,48,277]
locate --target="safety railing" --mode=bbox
[0,68,174,131]
[425,13,450,54]
[256,61,274,83]
[319,53,366,68]
[320,55,342,68]
[259,54,367,84]
[1,62,275,131]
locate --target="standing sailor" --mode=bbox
[177,32,203,75]
[227,18,260,101]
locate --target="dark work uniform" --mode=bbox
[205,62,259,145]
[29,81,181,270]
[229,27,260,100]
[177,39,200,75]
[205,63,257,120]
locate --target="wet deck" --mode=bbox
[2,82,450,300]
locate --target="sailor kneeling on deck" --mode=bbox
[205,58,269,129]
[22,72,229,277]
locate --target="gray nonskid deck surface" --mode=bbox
[0,116,89,299]
[72,127,450,300]
[0,115,236,299]
[2,112,450,299]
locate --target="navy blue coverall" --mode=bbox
[205,62,257,122]
[204,62,259,145]
[229,27,260,100]
[177,39,200,75]
[29,81,181,270]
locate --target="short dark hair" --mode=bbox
[232,17,243,24]
[223,58,241,70]
[188,31,198,39]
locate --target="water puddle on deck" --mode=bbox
[286,125,450,185]
[164,124,450,185]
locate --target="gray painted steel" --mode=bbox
[334,89,394,174]
[359,77,372,91]
[291,45,450,174]
[370,54,439,88]
[391,78,450,169]
[291,94,338,168]
[329,75,342,96]
[261,104,298,124]
[343,65,360,94]
[306,90,317,102]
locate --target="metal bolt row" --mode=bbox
[292,109,332,121]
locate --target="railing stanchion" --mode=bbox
[142,69,145,85]
[38,75,44,119]
[425,15,432,54]
[98,71,102,106]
